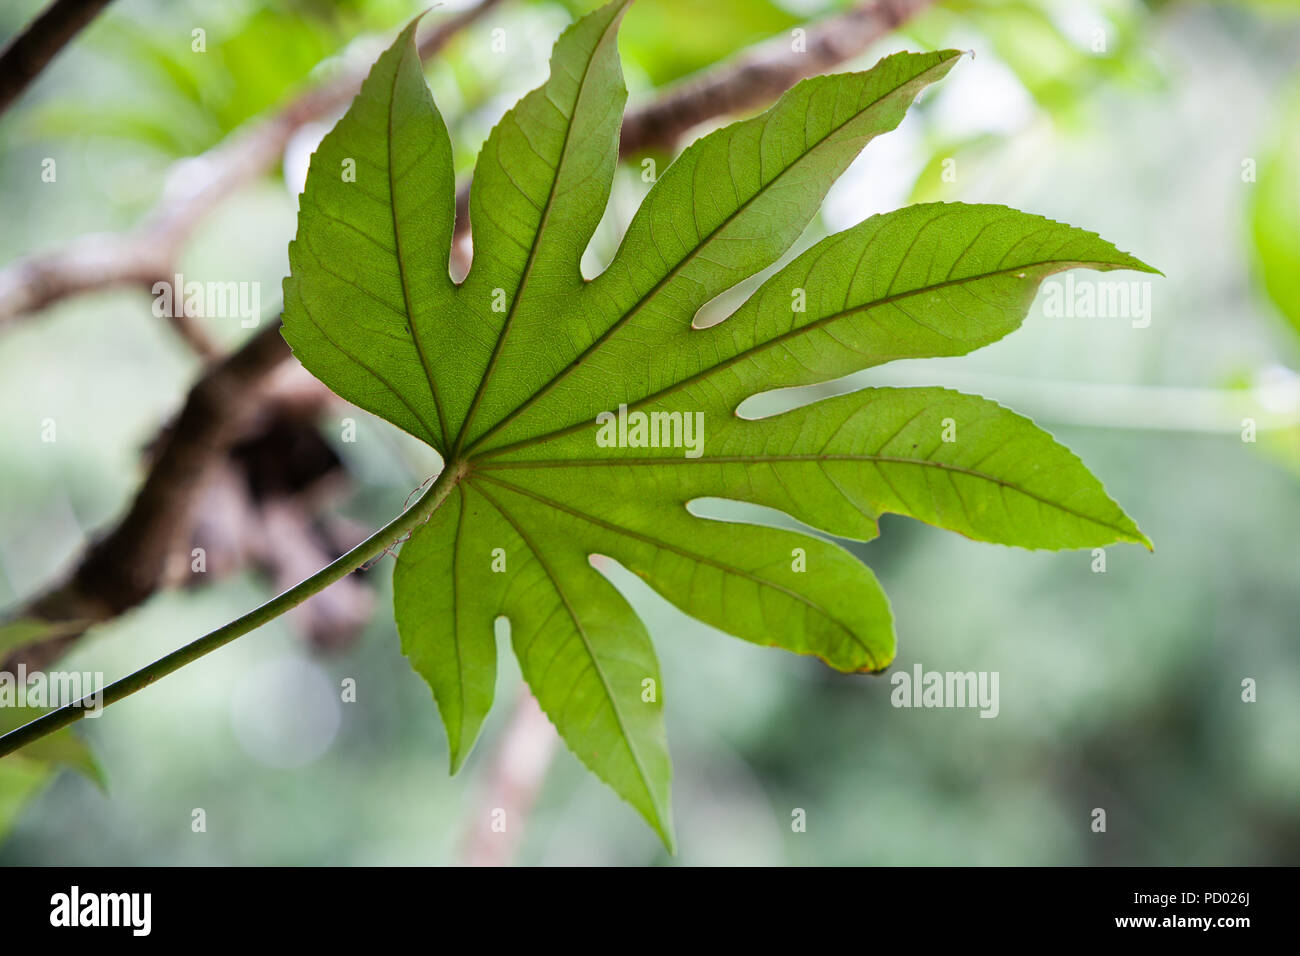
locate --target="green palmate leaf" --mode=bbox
[283,0,1156,849]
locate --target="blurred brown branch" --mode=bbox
[3,320,284,671]
[0,314,380,673]
[624,0,933,152]
[457,687,559,867]
[0,0,115,118]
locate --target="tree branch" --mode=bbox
[457,686,559,867]
[627,0,934,153]
[1,320,291,673]
[0,0,114,118]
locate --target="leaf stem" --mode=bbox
[0,460,466,759]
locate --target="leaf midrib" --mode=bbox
[449,488,466,763]
[388,41,450,448]
[476,452,1140,541]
